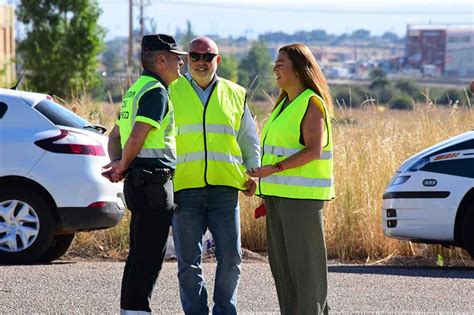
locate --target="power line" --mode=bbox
[97,0,473,15]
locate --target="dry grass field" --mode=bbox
[68,95,473,262]
[325,104,472,261]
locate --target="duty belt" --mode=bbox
[126,167,174,185]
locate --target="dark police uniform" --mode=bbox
[118,69,176,313]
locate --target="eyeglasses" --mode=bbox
[169,52,183,61]
[189,52,218,62]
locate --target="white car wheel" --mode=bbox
[0,188,55,264]
[0,199,40,252]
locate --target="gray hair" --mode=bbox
[141,50,162,70]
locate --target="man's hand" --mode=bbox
[102,160,126,183]
[246,165,278,178]
[243,178,256,196]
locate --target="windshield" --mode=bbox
[34,99,90,128]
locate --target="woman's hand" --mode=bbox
[247,164,278,178]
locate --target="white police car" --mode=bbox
[0,88,125,264]
[382,131,474,258]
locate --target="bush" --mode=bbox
[332,86,375,108]
[437,88,465,106]
[395,79,420,98]
[333,89,359,108]
[352,86,373,102]
[369,68,388,90]
[389,93,414,110]
[377,86,396,104]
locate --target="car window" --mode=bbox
[34,99,89,128]
[0,102,7,119]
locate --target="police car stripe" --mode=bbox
[429,149,474,162]
[427,139,474,157]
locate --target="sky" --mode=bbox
[96,0,474,40]
[2,0,472,40]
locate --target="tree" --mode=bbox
[180,20,195,52]
[395,79,420,98]
[217,54,238,82]
[309,29,329,42]
[17,0,105,98]
[381,31,399,42]
[351,29,371,40]
[369,67,388,90]
[102,38,127,76]
[238,41,275,100]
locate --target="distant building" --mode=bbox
[0,4,15,86]
[406,24,474,77]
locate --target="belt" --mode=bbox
[126,167,174,184]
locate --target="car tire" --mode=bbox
[38,234,75,263]
[0,188,55,264]
[461,206,474,258]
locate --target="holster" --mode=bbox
[126,168,174,186]
[124,167,175,211]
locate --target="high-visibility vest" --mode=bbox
[169,76,247,192]
[258,89,335,200]
[118,75,176,160]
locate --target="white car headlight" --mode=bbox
[407,157,430,172]
[390,175,411,186]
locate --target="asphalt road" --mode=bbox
[0,261,473,314]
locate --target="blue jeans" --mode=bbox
[172,186,242,315]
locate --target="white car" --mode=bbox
[382,131,474,258]
[0,88,125,264]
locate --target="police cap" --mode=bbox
[141,34,187,55]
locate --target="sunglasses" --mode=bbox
[189,52,218,62]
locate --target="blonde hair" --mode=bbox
[274,43,333,115]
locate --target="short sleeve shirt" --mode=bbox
[117,70,174,169]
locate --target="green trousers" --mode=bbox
[265,197,329,315]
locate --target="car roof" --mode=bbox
[0,88,48,106]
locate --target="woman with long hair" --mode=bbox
[248,43,334,314]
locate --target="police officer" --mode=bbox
[103,34,186,314]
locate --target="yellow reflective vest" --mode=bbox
[169,76,247,192]
[258,89,335,200]
[117,75,176,159]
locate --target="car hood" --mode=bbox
[398,130,474,172]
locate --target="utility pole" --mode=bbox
[128,0,133,73]
[140,0,144,40]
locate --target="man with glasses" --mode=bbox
[169,36,260,315]
[103,34,186,314]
